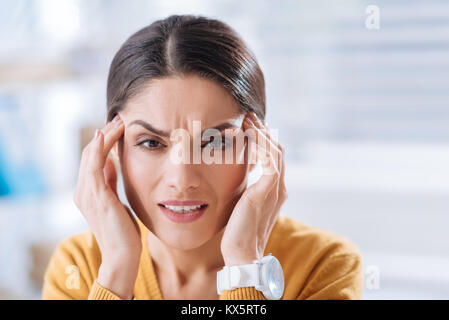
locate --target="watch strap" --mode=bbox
[217,263,261,294]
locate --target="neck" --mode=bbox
[146,226,226,287]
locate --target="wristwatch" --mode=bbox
[217,253,284,300]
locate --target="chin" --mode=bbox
[157,229,215,251]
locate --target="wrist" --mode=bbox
[222,253,260,267]
[217,253,285,300]
[97,255,140,300]
[101,248,141,265]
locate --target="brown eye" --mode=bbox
[137,139,164,150]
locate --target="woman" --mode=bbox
[42,15,363,300]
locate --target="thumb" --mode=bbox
[104,156,118,196]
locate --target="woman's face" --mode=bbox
[115,75,252,250]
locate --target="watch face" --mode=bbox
[267,257,284,299]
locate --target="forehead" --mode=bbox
[122,75,241,125]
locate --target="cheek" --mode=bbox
[119,143,166,226]
[120,143,161,194]
[207,163,248,199]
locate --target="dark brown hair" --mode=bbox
[106,14,266,122]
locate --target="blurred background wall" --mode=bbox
[0,0,448,299]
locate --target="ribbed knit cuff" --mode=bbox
[88,280,122,300]
[219,287,267,300]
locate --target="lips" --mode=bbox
[161,204,206,213]
[159,200,208,206]
[158,200,208,223]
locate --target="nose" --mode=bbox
[165,162,201,193]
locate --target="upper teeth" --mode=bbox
[163,205,204,213]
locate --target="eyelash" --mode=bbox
[202,137,232,150]
[136,137,232,151]
[136,139,165,151]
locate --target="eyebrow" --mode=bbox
[129,120,170,137]
[128,119,239,137]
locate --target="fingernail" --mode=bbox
[94,129,100,140]
[249,111,257,120]
[253,113,262,124]
[112,114,121,123]
[247,113,257,125]
[246,119,256,129]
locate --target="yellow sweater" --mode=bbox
[42,214,363,300]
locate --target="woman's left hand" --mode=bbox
[220,112,288,266]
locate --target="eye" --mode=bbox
[203,137,232,150]
[136,139,165,150]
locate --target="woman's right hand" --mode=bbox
[73,114,141,299]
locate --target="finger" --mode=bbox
[260,148,285,241]
[279,142,286,193]
[87,128,107,187]
[81,115,124,194]
[247,112,282,152]
[245,118,280,154]
[104,156,118,196]
[245,116,284,216]
[79,115,119,176]
[243,114,281,204]
[266,148,286,220]
[247,114,286,238]
[241,115,257,164]
[246,114,284,181]
[100,114,122,137]
[266,142,287,235]
[245,143,279,202]
[245,117,282,169]
[244,119,278,200]
[76,130,101,200]
[245,117,281,177]
[102,115,125,162]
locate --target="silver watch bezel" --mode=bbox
[254,253,284,300]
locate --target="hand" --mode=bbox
[220,112,287,266]
[73,114,141,299]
